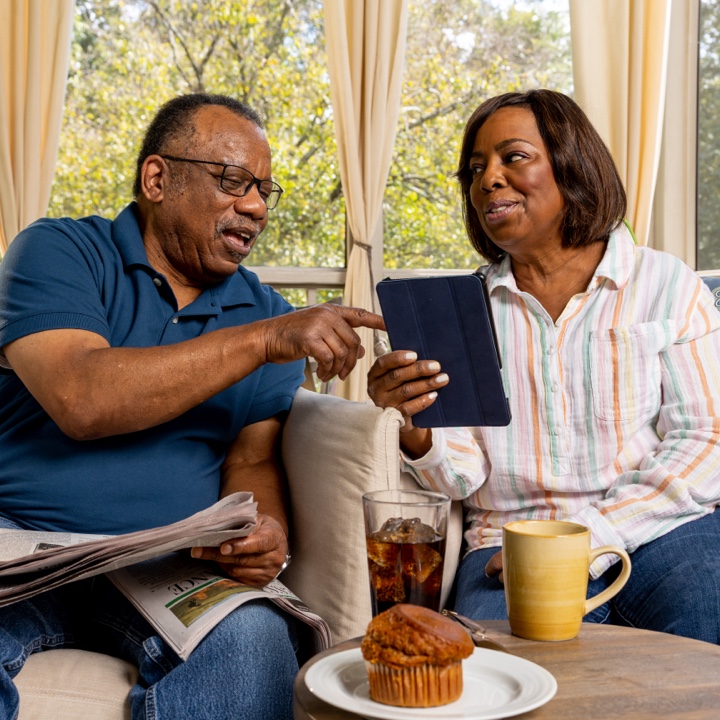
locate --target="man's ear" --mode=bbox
[140,155,166,203]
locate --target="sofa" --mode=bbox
[703,275,720,307]
[13,387,464,719]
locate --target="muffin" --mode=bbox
[360,604,474,707]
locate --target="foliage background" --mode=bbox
[48,0,572,280]
[699,0,720,271]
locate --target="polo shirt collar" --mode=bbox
[112,202,153,269]
[111,202,257,310]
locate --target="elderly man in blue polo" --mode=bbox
[0,92,384,720]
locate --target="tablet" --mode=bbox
[376,272,511,428]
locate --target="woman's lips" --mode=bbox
[484,201,517,224]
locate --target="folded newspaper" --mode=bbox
[0,492,258,605]
[0,491,331,656]
[107,552,331,659]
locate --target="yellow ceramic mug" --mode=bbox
[502,520,631,641]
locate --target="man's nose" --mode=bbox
[234,185,267,219]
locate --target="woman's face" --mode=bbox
[469,106,565,258]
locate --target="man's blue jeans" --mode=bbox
[453,508,720,644]
[0,565,298,720]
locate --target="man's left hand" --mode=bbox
[191,514,288,588]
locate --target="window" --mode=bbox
[386,0,572,272]
[698,0,720,270]
[49,0,344,305]
[51,1,572,284]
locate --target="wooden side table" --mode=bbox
[294,621,720,719]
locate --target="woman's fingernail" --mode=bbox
[428,391,438,400]
[191,548,201,558]
[404,352,418,361]
[220,544,232,555]
[427,361,440,372]
[436,373,449,384]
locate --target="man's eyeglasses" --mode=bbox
[160,155,284,210]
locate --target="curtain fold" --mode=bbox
[0,0,75,255]
[650,0,698,264]
[323,0,408,402]
[569,0,671,247]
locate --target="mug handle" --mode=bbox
[583,546,632,616]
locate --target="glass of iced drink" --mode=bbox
[362,489,451,616]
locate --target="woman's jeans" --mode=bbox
[453,507,720,644]
[0,525,299,720]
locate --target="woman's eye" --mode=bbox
[470,165,485,176]
[506,152,525,163]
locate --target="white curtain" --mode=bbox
[323,0,408,402]
[0,0,75,255]
[650,0,699,264]
[569,0,672,247]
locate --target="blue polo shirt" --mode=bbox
[0,203,305,534]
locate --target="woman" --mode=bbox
[367,90,720,642]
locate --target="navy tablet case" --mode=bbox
[376,273,511,428]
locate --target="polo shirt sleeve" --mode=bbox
[241,290,305,426]
[0,217,111,365]
[245,358,305,425]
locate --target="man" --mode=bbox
[0,93,384,719]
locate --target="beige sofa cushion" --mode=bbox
[281,388,463,644]
[16,649,137,719]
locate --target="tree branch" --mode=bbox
[148,1,220,91]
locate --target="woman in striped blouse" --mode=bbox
[368,89,720,642]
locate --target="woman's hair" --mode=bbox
[132,93,263,196]
[456,89,627,263]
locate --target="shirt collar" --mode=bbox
[111,202,257,310]
[484,222,636,295]
[589,222,636,291]
[112,202,151,269]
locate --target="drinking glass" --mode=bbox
[362,489,451,616]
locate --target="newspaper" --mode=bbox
[0,492,258,606]
[107,552,331,659]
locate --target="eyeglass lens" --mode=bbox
[220,167,282,209]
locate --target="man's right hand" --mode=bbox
[260,304,385,382]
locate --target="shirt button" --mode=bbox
[551,384,559,392]
[553,427,561,436]
[172,317,179,324]
[153,278,162,287]
[547,347,556,355]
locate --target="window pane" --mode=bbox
[698,0,720,270]
[48,0,345,269]
[386,0,572,270]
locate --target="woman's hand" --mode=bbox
[367,350,449,457]
[191,514,288,588]
[485,550,504,584]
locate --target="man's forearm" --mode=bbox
[220,416,290,536]
[5,322,273,440]
[5,303,382,440]
[229,466,290,537]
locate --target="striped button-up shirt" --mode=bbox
[404,225,720,576]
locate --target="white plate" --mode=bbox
[304,647,557,720]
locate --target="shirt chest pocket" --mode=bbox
[588,321,673,422]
